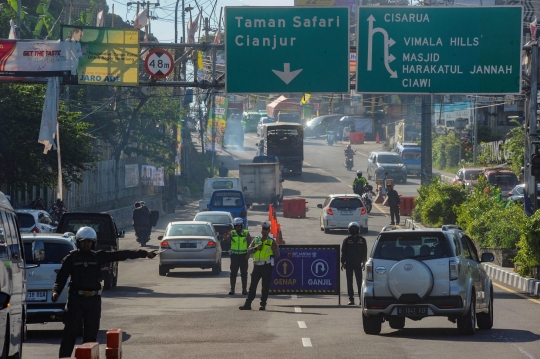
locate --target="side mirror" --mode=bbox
[317,204,323,209]
[481,252,495,263]
[118,231,125,238]
[158,235,164,241]
[32,240,45,262]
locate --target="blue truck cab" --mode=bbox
[395,143,421,176]
[208,189,249,228]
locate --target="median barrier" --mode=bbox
[399,196,416,216]
[74,342,100,359]
[282,198,307,218]
[349,132,364,144]
[106,328,123,359]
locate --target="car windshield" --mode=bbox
[308,116,325,125]
[17,213,35,228]
[212,181,234,189]
[377,155,402,164]
[401,151,421,160]
[465,170,483,180]
[211,192,244,208]
[487,173,518,186]
[24,242,73,264]
[329,198,363,209]
[373,233,450,260]
[62,219,111,239]
[167,224,212,236]
[194,214,231,224]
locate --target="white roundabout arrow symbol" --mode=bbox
[272,63,303,85]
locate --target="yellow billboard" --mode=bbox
[61,25,140,86]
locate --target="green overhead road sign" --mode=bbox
[225,7,350,94]
[356,7,522,94]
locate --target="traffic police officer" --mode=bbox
[239,221,280,311]
[225,217,251,295]
[340,222,367,305]
[52,227,157,358]
[353,170,368,195]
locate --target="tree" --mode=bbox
[0,83,97,192]
[502,120,525,175]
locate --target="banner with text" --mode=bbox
[0,40,76,77]
[141,165,165,186]
[125,164,139,188]
[204,95,229,152]
[61,26,140,86]
[269,245,340,295]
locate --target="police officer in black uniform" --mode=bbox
[340,222,368,306]
[52,226,157,358]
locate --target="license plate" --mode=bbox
[397,306,428,316]
[179,242,197,248]
[27,291,47,302]
[410,171,418,175]
[340,211,353,215]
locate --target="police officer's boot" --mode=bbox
[229,278,235,295]
[239,300,252,310]
[241,277,248,295]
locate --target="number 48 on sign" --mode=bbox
[144,49,174,79]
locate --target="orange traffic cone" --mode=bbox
[376,132,380,144]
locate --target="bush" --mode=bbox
[514,211,540,276]
[413,178,468,227]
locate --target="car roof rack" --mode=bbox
[441,225,462,231]
[381,225,399,232]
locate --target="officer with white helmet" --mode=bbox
[224,217,252,295]
[52,227,157,358]
[353,170,368,195]
[340,222,367,305]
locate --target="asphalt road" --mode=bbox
[24,133,540,359]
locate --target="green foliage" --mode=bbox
[502,120,525,175]
[514,211,540,276]
[432,133,460,170]
[412,177,468,227]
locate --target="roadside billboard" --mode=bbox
[204,95,229,152]
[61,25,140,86]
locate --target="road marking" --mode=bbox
[295,306,302,313]
[302,338,312,347]
[298,321,307,329]
[291,294,298,299]
[304,161,312,166]
[493,282,540,305]
[373,202,388,214]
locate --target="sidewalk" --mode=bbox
[404,218,540,297]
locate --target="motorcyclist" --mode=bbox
[132,201,151,245]
[353,170,368,195]
[344,144,355,158]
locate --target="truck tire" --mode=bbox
[159,265,169,276]
[362,313,382,335]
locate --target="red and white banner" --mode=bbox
[0,40,77,77]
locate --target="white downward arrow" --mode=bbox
[272,63,303,85]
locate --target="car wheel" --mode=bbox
[212,260,221,275]
[324,227,330,234]
[388,317,405,330]
[1,318,9,359]
[362,312,382,335]
[477,287,493,330]
[457,292,476,335]
[159,265,169,276]
[402,177,407,184]
[103,271,113,290]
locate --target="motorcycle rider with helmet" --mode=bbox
[52,227,157,358]
[353,170,368,195]
[225,218,252,295]
[132,201,151,246]
[344,145,355,169]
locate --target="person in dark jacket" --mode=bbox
[132,201,151,244]
[341,222,368,306]
[386,184,400,225]
[52,226,157,358]
[218,161,229,177]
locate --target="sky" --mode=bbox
[110,0,295,43]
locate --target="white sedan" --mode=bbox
[317,194,369,234]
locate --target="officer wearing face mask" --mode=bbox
[52,226,157,358]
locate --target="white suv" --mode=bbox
[22,233,76,324]
[361,225,494,335]
[16,209,57,233]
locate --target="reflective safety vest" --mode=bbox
[230,229,249,254]
[252,236,275,263]
[353,177,367,193]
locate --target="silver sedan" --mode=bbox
[158,221,222,276]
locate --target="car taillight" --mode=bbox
[366,262,373,281]
[161,241,171,249]
[327,208,333,215]
[449,260,459,280]
[205,241,216,249]
[30,226,41,233]
[360,207,366,215]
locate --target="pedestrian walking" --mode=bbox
[239,221,280,311]
[225,217,252,295]
[52,226,157,358]
[341,222,368,305]
[386,184,400,225]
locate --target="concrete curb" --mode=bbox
[403,219,540,296]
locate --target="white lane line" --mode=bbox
[295,306,302,313]
[298,321,307,329]
[302,338,313,347]
[291,294,298,299]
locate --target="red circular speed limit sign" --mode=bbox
[144,49,174,78]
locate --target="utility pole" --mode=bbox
[525,38,539,211]
[420,95,432,186]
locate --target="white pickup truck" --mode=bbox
[239,162,283,207]
[198,177,243,211]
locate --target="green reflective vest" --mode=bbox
[252,236,274,263]
[230,229,249,254]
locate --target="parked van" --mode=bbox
[395,142,421,176]
[199,178,243,211]
[0,191,36,358]
[207,190,249,228]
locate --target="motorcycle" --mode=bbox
[135,226,151,247]
[344,154,354,171]
[326,130,335,146]
[361,184,374,214]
